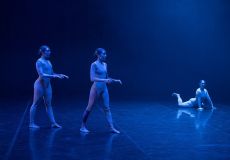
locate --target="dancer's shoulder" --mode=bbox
[102,62,107,67]
[196,88,201,92]
[36,58,43,65]
[196,88,202,96]
[91,62,98,70]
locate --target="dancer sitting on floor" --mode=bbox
[80,48,122,133]
[29,45,69,129]
[172,80,216,110]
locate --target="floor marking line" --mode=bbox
[96,104,152,160]
[4,98,32,160]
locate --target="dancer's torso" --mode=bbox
[190,88,208,105]
[37,58,53,89]
[91,61,107,92]
[195,88,207,102]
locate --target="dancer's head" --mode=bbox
[199,80,206,89]
[94,48,106,61]
[38,45,51,58]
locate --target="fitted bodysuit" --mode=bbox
[90,61,108,96]
[33,58,53,106]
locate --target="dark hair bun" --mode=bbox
[94,48,105,58]
[38,45,48,55]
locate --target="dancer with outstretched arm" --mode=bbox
[80,48,122,133]
[29,45,68,129]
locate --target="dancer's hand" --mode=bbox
[105,79,113,84]
[53,75,63,79]
[114,79,122,84]
[197,108,204,111]
[212,106,216,110]
[59,74,69,79]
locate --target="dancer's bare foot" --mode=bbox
[29,124,40,129]
[172,93,180,97]
[80,127,90,133]
[110,128,120,134]
[52,123,62,128]
[197,108,204,111]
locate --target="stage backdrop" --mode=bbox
[1,0,230,103]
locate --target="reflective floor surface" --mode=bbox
[1,97,230,160]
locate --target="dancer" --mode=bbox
[80,48,122,133]
[29,45,68,129]
[172,80,216,110]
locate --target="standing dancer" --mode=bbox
[29,45,68,129]
[172,80,216,110]
[80,48,122,133]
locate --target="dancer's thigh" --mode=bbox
[180,101,194,107]
[33,80,44,106]
[101,88,109,110]
[43,84,52,107]
[86,87,98,111]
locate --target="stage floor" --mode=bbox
[1,97,230,160]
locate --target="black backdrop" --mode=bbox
[1,0,230,103]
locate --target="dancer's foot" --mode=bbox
[29,124,40,129]
[172,93,180,97]
[197,108,204,111]
[80,127,90,133]
[110,128,120,134]
[52,123,62,128]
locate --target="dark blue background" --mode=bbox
[1,0,230,103]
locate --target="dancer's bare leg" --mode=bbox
[29,80,43,129]
[44,84,61,128]
[101,89,120,134]
[172,93,193,107]
[80,89,98,132]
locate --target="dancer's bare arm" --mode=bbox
[197,97,203,110]
[105,64,122,84]
[206,91,216,109]
[196,90,204,110]
[53,73,69,79]
[36,60,62,79]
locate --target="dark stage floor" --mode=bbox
[1,97,230,160]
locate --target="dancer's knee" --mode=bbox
[45,102,52,108]
[103,106,110,113]
[31,103,38,108]
[86,105,93,111]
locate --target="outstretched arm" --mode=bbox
[206,91,216,109]
[196,90,203,110]
[197,97,203,110]
[106,64,122,84]
[36,60,62,79]
[53,73,69,79]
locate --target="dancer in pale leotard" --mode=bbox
[29,45,69,129]
[80,48,122,133]
[172,80,216,110]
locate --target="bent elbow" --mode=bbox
[90,77,95,82]
[39,74,46,79]
[40,74,44,78]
